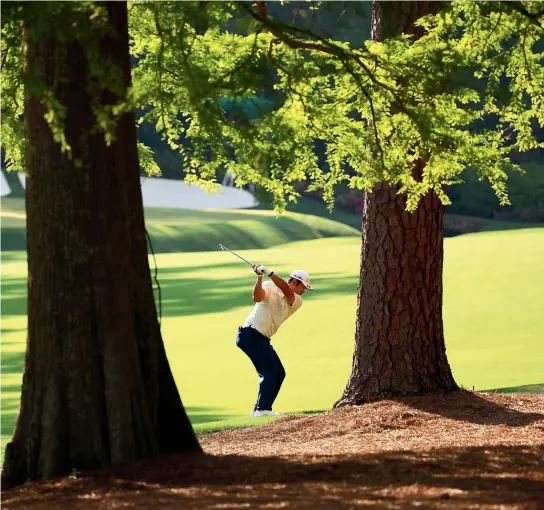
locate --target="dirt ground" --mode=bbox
[2,391,544,509]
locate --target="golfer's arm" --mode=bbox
[253,276,266,302]
[270,273,295,305]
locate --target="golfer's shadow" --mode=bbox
[396,389,544,426]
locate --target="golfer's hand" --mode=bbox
[253,264,264,276]
[254,264,273,276]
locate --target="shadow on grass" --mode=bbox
[1,357,25,439]
[487,383,544,394]
[0,328,26,336]
[0,228,27,252]
[0,263,359,318]
[0,278,27,317]
[3,444,543,508]
[0,251,27,262]
[159,272,358,317]
[1,383,23,440]
[1,212,358,253]
[398,390,544,427]
[184,407,237,425]
[290,409,328,416]
[1,350,25,376]
[146,215,357,254]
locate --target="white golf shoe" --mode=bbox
[252,410,281,417]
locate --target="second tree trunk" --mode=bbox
[336,2,458,406]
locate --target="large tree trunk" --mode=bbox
[336,1,457,406]
[2,2,200,489]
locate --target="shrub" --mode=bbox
[447,163,544,222]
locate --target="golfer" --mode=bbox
[236,263,312,417]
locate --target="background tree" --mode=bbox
[337,1,457,405]
[129,0,543,401]
[1,1,200,488]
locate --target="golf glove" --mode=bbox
[255,264,274,277]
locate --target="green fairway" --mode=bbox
[2,228,543,450]
[443,228,544,391]
[0,197,359,253]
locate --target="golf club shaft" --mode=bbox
[219,244,253,266]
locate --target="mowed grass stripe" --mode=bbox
[1,197,359,253]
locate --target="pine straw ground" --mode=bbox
[2,391,544,510]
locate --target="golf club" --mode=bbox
[219,244,254,267]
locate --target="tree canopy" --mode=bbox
[2,1,543,211]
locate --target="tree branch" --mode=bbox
[341,60,386,170]
[238,1,447,164]
[244,1,341,56]
[1,46,9,72]
[520,26,533,83]
[241,1,388,167]
[239,1,417,119]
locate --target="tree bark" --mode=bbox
[2,2,200,489]
[336,1,458,406]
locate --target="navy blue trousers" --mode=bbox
[236,326,286,411]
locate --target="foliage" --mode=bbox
[128,0,543,211]
[1,4,25,172]
[137,141,161,177]
[1,2,134,170]
[2,1,543,211]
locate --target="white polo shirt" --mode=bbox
[243,281,303,338]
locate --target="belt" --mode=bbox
[241,324,271,342]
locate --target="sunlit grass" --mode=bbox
[2,227,543,451]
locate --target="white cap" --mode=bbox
[289,270,313,290]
